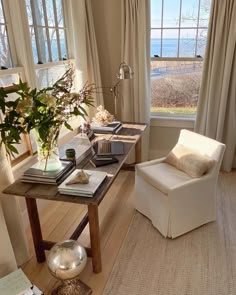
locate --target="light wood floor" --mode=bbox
[22,170,135,295]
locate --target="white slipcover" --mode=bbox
[134,129,226,238]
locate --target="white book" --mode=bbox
[0,269,32,295]
[58,169,107,196]
[58,189,93,197]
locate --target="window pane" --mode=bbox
[162,29,179,57]
[151,60,203,115]
[37,27,49,63]
[151,0,162,28]
[56,0,64,27]
[196,28,207,57]
[46,0,55,27]
[0,2,12,68]
[36,64,67,88]
[29,27,38,63]
[59,29,67,59]
[0,25,12,67]
[0,73,19,87]
[179,29,196,57]
[49,28,58,61]
[0,0,4,23]
[181,0,199,28]
[25,0,33,26]
[163,0,180,27]
[199,0,211,27]
[151,29,161,57]
[33,0,45,26]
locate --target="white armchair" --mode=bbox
[134,129,226,238]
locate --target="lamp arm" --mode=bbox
[110,80,121,96]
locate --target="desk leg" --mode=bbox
[135,137,142,164]
[88,204,102,273]
[25,198,46,263]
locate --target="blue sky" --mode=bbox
[151,0,211,38]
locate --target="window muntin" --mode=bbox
[0,0,12,68]
[26,0,68,64]
[150,0,211,116]
[151,0,211,58]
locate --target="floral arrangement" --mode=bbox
[92,105,114,126]
[0,66,94,170]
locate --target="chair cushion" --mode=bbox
[136,162,192,194]
[164,144,215,178]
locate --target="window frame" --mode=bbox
[27,0,69,64]
[0,0,18,67]
[150,0,211,118]
[0,0,74,166]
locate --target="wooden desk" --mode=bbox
[3,123,147,273]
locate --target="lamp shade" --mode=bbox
[117,62,133,80]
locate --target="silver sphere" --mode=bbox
[47,240,87,280]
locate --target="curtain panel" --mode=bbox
[120,0,151,123]
[0,146,29,277]
[195,0,236,172]
[120,0,151,161]
[68,0,104,116]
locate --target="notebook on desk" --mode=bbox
[93,140,124,156]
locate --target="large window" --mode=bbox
[0,0,12,68]
[0,0,72,165]
[151,0,211,116]
[25,0,68,64]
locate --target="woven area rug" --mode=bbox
[104,173,236,295]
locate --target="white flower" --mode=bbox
[16,97,32,114]
[38,93,57,107]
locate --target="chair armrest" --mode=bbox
[136,157,166,169]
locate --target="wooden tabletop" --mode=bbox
[3,123,147,206]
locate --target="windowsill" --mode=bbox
[150,115,195,128]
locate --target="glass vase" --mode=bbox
[33,128,62,172]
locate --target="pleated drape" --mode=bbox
[195,0,236,172]
[68,0,104,114]
[120,0,151,160]
[0,146,29,277]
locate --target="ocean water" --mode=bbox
[151,38,205,57]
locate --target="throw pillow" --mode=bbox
[164,144,215,178]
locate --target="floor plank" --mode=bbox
[22,170,135,295]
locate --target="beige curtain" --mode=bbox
[120,0,151,124]
[68,0,104,115]
[0,147,29,276]
[0,205,17,277]
[195,0,236,172]
[120,0,151,161]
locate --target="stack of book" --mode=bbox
[91,121,122,134]
[59,133,94,165]
[58,169,107,197]
[21,161,74,185]
[0,269,43,295]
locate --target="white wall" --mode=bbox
[90,1,194,159]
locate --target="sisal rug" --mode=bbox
[104,173,236,295]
